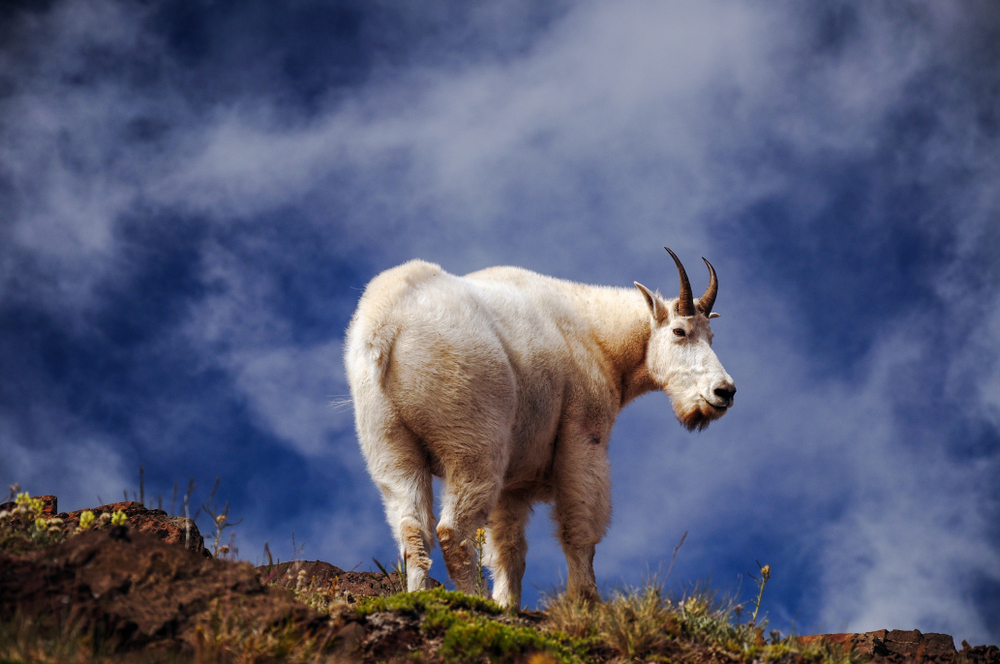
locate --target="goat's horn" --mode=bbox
[665,247,696,317]
[698,257,718,316]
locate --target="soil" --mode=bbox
[0,524,326,650]
[262,558,442,604]
[1,496,997,663]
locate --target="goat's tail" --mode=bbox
[344,311,398,390]
[364,320,400,385]
[345,259,442,387]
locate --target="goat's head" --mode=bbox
[635,248,736,431]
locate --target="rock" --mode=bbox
[60,501,209,557]
[336,571,408,601]
[797,631,875,654]
[260,559,346,590]
[797,629,955,656]
[0,494,59,517]
[2,495,210,557]
[0,526,328,651]
[796,629,1000,664]
[360,610,424,661]
[882,630,956,657]
[963,644,1000,664]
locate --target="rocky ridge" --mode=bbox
[1,497,997,663]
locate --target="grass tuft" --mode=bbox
[542,577,792,662]
[543,583,677,661]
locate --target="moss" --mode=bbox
[353,587,503,618]
[438,618,583,664]
[354,588,586,663]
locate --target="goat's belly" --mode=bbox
[499,477,556,504]
[499,419,557,492]
[427,450,445,478]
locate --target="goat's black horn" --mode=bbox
[665,247,696,317]
[698,257,718,315]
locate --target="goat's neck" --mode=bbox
[568,285,658,405]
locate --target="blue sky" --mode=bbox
[2,0,999,644]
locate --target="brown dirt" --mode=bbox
[3,495,997,663]
[260,559,442,604]
[0,525,328,651]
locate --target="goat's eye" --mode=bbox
[673,328,686,337]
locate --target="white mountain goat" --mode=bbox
[344,248,736,608]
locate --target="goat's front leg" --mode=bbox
[552,431,612,601]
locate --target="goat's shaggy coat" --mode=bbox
[345,253,735,607]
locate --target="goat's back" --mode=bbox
[345,260,589,477]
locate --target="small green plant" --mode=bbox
[373,555,408,594]
[0,491,65,554]
[474,527,488,596]
[290,579,350,615]
[201,477,242,558]
[75,510,95,533]
[748,560,771,625]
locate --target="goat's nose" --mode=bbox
[714,386,736,402]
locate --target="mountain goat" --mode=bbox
[344,248,735,608]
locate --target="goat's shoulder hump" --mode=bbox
[362,259,449,301]
[382,258,447,286]
[464,265,564,291]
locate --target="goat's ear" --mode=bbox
[635,282,667,323]
[709,312,721,319]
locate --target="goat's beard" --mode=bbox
[672,399,727,432]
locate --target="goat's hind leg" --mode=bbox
[484,491,532,608]
[436,447,508,597]
[364,426,436,592]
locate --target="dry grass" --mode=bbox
[0,604,339,664]
[190,598,336,664]
[542,579,784,663]
[0,578,885,664]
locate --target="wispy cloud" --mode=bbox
[1,0,997,644]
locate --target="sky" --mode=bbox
[1,0,999,644]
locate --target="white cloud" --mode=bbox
[0,411,131,513]
[229,341,354,458]
[151,2,784,275]
[2,0,998,641]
